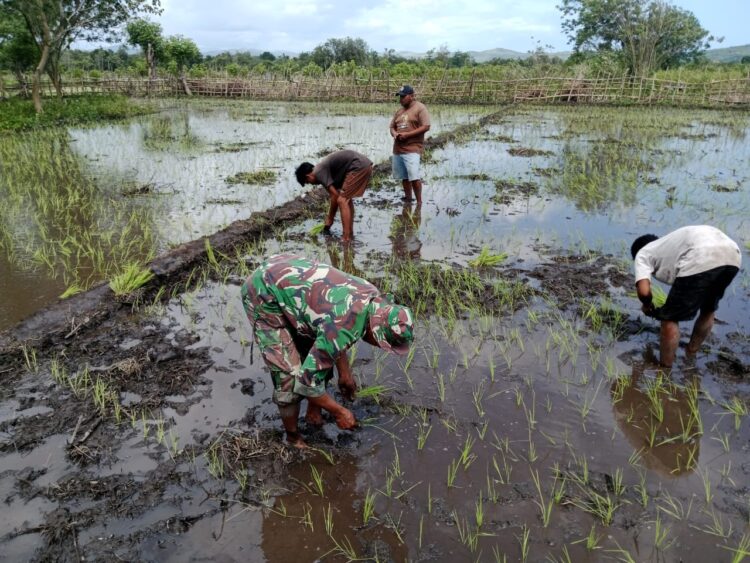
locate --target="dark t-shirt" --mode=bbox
[313,150,373,190]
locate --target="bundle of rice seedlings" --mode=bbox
[468,246,507,268]
[651,285,667,308]
[357,385,391,400]
[110,263,155,296]
[309,223,326,236]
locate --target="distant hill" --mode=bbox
[395,47,570,62]
[206,44,749,64]
[704,44,750,63]
[398,45,747,64]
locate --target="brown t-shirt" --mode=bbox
[391,101,431,155]
[313,150,372,190]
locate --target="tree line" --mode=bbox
[1,0,745,113]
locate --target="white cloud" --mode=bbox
[73,0,740,56]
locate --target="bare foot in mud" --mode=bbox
[305,404,324,426]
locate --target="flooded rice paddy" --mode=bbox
[0,100,490,328]
[1,102,750,562]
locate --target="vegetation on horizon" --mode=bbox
[1,0,748,113]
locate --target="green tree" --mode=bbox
[559,0,714,75]
[0,7,37,94]
[1,0,161,113]
[259,51,275,61]
[163,34,201,94]
[311,37,372,68]
[126,18,163,80]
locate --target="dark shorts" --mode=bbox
[658,265,739,322]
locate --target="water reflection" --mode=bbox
[326,241,362,278]
[389,202,422,261]
[611,352,701,476]
[142,114,202,152]
[261,454,406,561]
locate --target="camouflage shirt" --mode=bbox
[242,254,380,397]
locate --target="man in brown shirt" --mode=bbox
[295,150,373,242]
[390,85,431,205]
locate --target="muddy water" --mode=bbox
[1,105,750,561]
[0,101,489,332]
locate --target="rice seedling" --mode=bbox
[492,546,508,563]
[531,469,554,527]
[472,382,486,417]
[323,503,334,536]
[492,453,513,484]
[697,466,713,505]
[580,525,602,551]
[362,489,377,525]
[460,434,477,469]
[417,424,432,450]
[60,283,84,299]
[309,223,326,236]
[568,484,619,526]
[358,385,391,401]
[109,262,154,296]
[309,465,325,497]
[516,524,531,562]
[720,534,750,563]
[711,431,731,453]
[234,468,249,492]
[21,345,38,373]
[154,416,166,445]
[604,541,637,563]
[634,470,649,507]
[225,169,277,185]
[722,396,748,431]
[301,502,314,530]
[656,491,693,521]
[447,458,461,488]
[652,512,675,550]
[693,506,733,538]
[475,494,485,529]
[468,246,507,268]
[324,534,361,561]
[92,377,110,416]
[206,445,224,479]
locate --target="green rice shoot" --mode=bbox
[109,263,155,296]
[358,385,392,399]
[652,285,667,308]
[60,284,84,300]
[309,223,326,236]
[468,246,507,268]
[225,170,277,185]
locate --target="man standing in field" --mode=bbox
[631,225,741,367]
[295,150,373,243]
[390,85,431,205]
[242,254,414,447]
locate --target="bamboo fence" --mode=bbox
[3,72,750,108]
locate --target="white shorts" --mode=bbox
[392,153,422,182]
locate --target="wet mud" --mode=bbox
[2,106,749,562]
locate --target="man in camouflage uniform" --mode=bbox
[242,254,414,447]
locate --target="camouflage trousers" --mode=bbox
[241,281,332,406]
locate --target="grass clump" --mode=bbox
[0,94,151,132]
[468,246,507,268]
[225,170,277,186]
[109,263,154,296]
[651,285,667,308]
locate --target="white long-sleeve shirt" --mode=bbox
[634,225,741,285]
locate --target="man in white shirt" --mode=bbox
[631,225,741,367]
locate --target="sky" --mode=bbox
[86,0,748,55]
